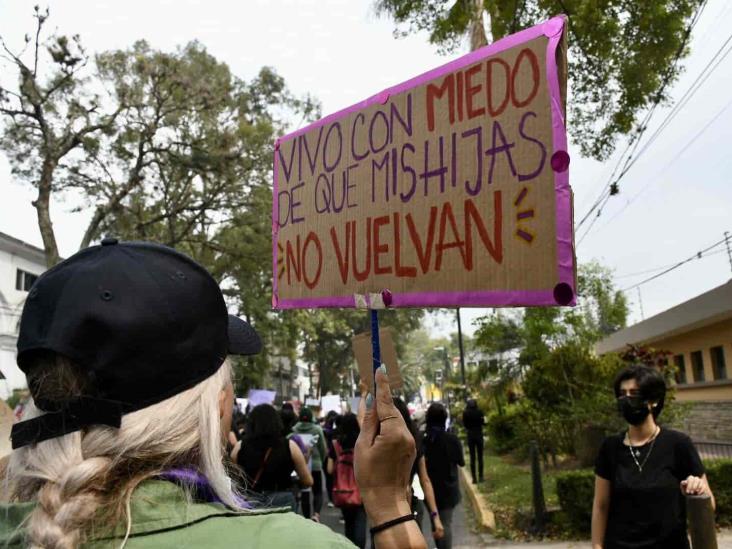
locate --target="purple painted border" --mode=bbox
[272,16,575,309]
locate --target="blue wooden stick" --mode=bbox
[370,308,381,379]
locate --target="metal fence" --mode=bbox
[694,440,732,460]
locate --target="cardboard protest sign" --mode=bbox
[352,328,403,393]
[273,16,574,309]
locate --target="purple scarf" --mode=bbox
[157,467,251,509]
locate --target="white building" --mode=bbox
[0,232,46,400]
[267,354,312,403]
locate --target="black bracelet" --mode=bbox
[370,513,417,536]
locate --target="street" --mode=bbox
[320,481,493,548]
[320,477,732,548]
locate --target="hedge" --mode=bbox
[706,460,732,526]
[555,470,595,534]
[555,459,732,535]
[486,408,523,455]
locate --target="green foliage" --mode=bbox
[4,389,27,410]
[705,460,732,527]
[555,469,595,534]
[375,0,703,160]
[478,452,561,540]
[299,307,424,396]
[555,460,732,535]
[486,406,523,454]
[472,262,630,447]
[474,262,629,374]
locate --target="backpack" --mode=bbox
[331,440,362,508]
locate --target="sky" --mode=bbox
[1,0,731,338]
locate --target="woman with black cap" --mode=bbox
[0,239,426,548]
[592,364,715,549]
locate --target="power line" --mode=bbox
[576,0,709,231]
[621,234,729,292]
[591,96,732,233]
[615,248,728,279]
[620,29,732,175]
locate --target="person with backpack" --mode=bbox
[233,404,313,511]
[293,407,328,521]
[328,413,365,548]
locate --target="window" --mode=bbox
[711,346,727,380]
[691,350,705,382]
[674,354,687,384]
[15,269,38,292]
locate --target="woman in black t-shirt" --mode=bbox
[232,404,313,511]
[393,398,445,543]
[592,365,715,549]
[423,402,464,549]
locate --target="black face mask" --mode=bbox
[617,396,650,426]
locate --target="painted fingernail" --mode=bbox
[378,364,387,375]
[366,393,374,410]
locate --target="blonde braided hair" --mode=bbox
[5,354,243,548]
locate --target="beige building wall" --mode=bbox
[653,318,732,401]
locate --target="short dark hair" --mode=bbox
[426,402,448,429]
[613,364,667,418]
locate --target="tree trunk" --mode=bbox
[469,0,489,51]
[34,158,60,267]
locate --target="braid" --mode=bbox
[7,357,242,545]
[25,456,112,548]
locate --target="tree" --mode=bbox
[0,9,321,392]
[0,10,318,267]
[375,0,704,160]
[0,7,120,266]
[300,308,424,396]
[563,261,629,345]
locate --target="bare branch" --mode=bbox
[33,9,43,77]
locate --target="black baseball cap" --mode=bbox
[11,238,262,449]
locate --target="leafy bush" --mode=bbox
[555,460,732,535]
[555,470,595,534]
[486,406,523,454]
[706,460,732,526]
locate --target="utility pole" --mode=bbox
[456,308,467,390]
[637,287,645,321]
[725,231,732,274]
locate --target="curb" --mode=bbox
[458,464,496,532]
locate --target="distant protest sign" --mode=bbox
[247,389,276,407]
[352,328,403,393]
[321,395,342,415]
[273,16,574,309]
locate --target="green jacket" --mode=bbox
[0,480,354,548]
[292,421,328,472]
